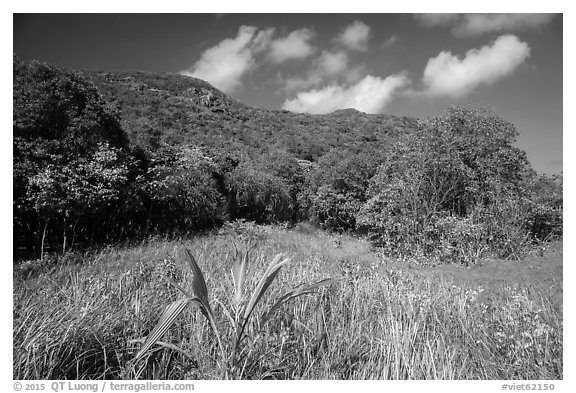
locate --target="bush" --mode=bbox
[141,145,227,233]
[523,174,563,242]
[302,148,381,231]
[358,107,535,263]
[225,161,293,223]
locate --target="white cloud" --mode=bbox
[414,13,556,36]
[336,20,371,51]
[421,34,530,98]
[181,25,270,93]
[280,50,364,93]
[251,27,276,53]
[317,50,349,76]
[267,28,316,63]
[282,74,409,114]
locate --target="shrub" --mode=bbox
[302,148,381,231]
[141,145,227,233]
[523,174,563,242]
[358,107,535,263]
[225,161,293,223]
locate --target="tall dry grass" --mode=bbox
[13,224,562,379]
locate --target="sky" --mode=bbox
[13,13,563,175]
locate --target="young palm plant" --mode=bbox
[133,247,339,379]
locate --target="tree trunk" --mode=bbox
[40,219,49,261]
[70,219,78,249]
[62,216,67,254]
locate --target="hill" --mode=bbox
[14,58,562,263]
[85,70,419,160]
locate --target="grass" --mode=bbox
[13,222,562,380]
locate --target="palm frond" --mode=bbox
[134,297,198,361]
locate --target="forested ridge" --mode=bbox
[13,56,562,264]
[84,69,418,159]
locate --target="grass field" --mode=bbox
[13,222,563,380]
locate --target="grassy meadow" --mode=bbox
[13,222,562,380]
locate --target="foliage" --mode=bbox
[133,247,338,379]
[13,57,127,151]
[302,148,382,231]
[13,58,561,262]
[225,161,293,223]
[257,150,306,222]
[86,70,415,162]
[13,229,563,379]
[12,58,564,380]
[26,143,133,249]
[13,57,134,255]
[523,173,563,242]
[358,107,537,264]
[141,145,227,233]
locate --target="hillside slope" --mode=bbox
[86,70,420,160]
[14,59,423,253]
[16,60,560,262]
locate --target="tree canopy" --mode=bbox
[13,59,562,264]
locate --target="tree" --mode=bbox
[523,173,563,242]
[301,148,382,231]
[13,58,127,151]
[26,143,133,253]
[13,57,134,256]
[358,107,534,263]
[257,149,306,222]
[225,160,293,223]
[142,145,227,234]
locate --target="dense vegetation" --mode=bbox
[13,58,563,381]
[13,224,563,379]
[13,57,562,264]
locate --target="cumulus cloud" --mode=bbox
[414,13,556,36]
[280,50,350,92]
[336,20,371,51]
[317,50,349,76]
[281,49,371,95]
[251,27,276,53]
[421,34,530,98]
[181,25,272,93]
[267,28,316,63]
[282,74,409,114]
